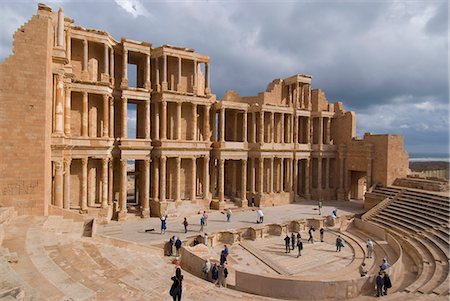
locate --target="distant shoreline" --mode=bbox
[409,161,449,172]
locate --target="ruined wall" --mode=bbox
[0,14,53,215]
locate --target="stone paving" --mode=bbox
[97,200,365,245]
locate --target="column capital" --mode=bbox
[54,160,63,171]
[82,39,87,45]
[102,157,108,165]
[81,157,88,165]
[63,157,72,168]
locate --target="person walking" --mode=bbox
[223,245,229,258]
[256,209,264,223]
[170,267,183,301]
[211,263,219,285]
[308,226,315,244]
[161,215,167,234]
[284,234,291,253]
[380,258,390,271]
[199,216,205,232]
[366,238,374,259]
[220,250,227,266]
[318,201,323,215]
[203,211,208,226]
[359,262,368,277]
[291,233,296,250]
[202,259,211,280]
[226,208,232,222]
[296,232,301,242]
[203,233,208,246]
[376,272,384,297]
[336,235,344,252]
[383,272,392,295]
[297,239,303,257]
[182,217,188,233]
[168,236,175,256]
[175,237,182,257]
[218,264,228,288]
[320,228,325,242]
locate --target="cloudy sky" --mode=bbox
[1,0,448,156]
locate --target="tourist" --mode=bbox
[380,258,390,271]
[202,259,211,280]
[169,267,183,301]
[220,250,227,266]
[383,272,392,295]
[320,227,324,242]
[336,235,344,252]
[182,217,188,233]
[308,226,315,244]
[203,233,208,246]
[161,215,167,234]
[175,237,182,257]
[223,245,229,258]
[168,236,175,256]
[366,238,374,259]
[256,209,264,223]
[211,263,219,285]
[332,208,338,218]
[284,234,291,253]
[218,264,228,288]
[226,208,232,222]
[296,232,301,241]
[359,262,368,277]
[291,232,296,250]
[318,201,323,215]
[199,215,205,232]
[251,196,255,207]
[193,237,199,246]
[297,239,303,257]
[203,211,208,226]
[376,272,384,297]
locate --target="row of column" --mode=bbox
[155,101,210,141]
[315,157,333,190]
[218,109,247,142]
[315,116,332,145]
[121,48,150,89]
[285,82,311,109]
[53,76,114,139]
[120,98,150,139]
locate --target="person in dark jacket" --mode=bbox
[297,240,303,257]
[383,272,392,295]
[220,250,227,266]
[284,235,291,253]
[376,272,384,297]
[291,233,296,250]
[170,267,183,301]
[320,228,325,242]
[211,263,219,285]
[175,237,182,257]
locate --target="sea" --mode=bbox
[409,153,450,162]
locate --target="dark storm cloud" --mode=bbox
[0,0,448,154]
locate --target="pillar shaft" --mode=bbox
[109,48,114,80]
[154,102,160,140]
[249,157,255,194]
[293,159,298,195]
[318,117,323,145]
[153,159,159,200]
[176,102,182,140]
[109,97,114,138]
[326,117,331,144]
[144,100,150,139]
[104,44,109,75]
[205,62,210,94]
[325,158,330,189]
[280,158,284,192]
[218,159,225,202]
[122,48,128,81]
[280,114,285,143]
[145,54,151,89]
[160,156,166,202]
[55,75,64,134]
[192,103,197,140]
[241,160,247,201]
[259,111,264,143]
[294,115,298,144]
[203,105,210,141]
[101,158,108,208]
[258,158,264,194]
[270,112,274,143]
[203,156,210,200]
[155,57,160,91]
[252,112,257,143]
[66,28,71,60]
[193,59,198,93]
[57,9,64,47]
[305,158,311,198]
[175,157,181,201]
[54,160,63,207]
[318,157,323,194]
[142,159,150,216]
[64,86,71,136]
[82,39,88,71]
[63,158,71,209]
[108,159,113,205]
[191,158,196,201]
[119,159,127,213]
[306,117,311,144]
[102,94,109,137]
[81,92,88,137]
[81,158,88,211]
[219,108,225,142]
[242,112,247,142]
[162,55,167,85]
[121,97,127,138]
[269,157,274,193]
[161,101,167,140]
[177,56,182,91]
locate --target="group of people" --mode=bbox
[167,236,183,257]
[202,245,229,288]
[284,232,304,257]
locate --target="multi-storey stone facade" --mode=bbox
[0,4,409,220]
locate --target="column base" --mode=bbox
[100,73,109,83]
[176,84,183,92]
[236,198,248,208]
[193,86,198,95]
[98,206,113,224]
[161,82,168,91]
[304,193,311,200]
[118,211,127,221]
[110,77,115,86]
[141,208,150,218]
[144,81,151,90]
[156,84,161,92]
[120,78,128,89]
[210,200,226,210]
[79,209,88,214]
[205,88,211,95]
[81,71,89,81]
[150,199,168,217]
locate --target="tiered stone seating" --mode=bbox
[367,187,450,296]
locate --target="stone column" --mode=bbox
[203,105,210,141]
[193,59,198,94]
[205,62,210,94]
[242,112,247,142]
[160,156,166,202]
[191,158,196,201]
[144,99,150,139]
[154,102,160,140]
[63,158,71,209]
[258,158,264,194]
[155,57,160,92]
[318,117,323,145]
[288,159,293,192]
[82,39,88,72]
[57,8,64,47]
[325,158,330,189]
[141,159,150,217]
[121,48,128,88]
[305,158,311,199]
[88,164,96,207]
[231,161,237,197]
[252,112,257,143]
[175,157,181,202]
[162,54,168,90]
[108,159,113,205]
[81,158,88,211]
[161,101,167,140]
[177,56,182,91]
[241,159,247,205]
[55,75,64,135]
[259,111,264,143]
[318,157,323,197]
[109,97,114,138]
[109,48,114,82]
[269,157,274,193]
[249,157,255,194]
[176,102,182,140]
[54,160,63,207]
[338,145,345,199]
[306,117,311,144]
[270,112,275,143]
[82,92,88,137]
[326,117,331,144]
[102,94,109,137]
[101,158,108,208]
[280,158,284,192]
[103,44,109,76]
[64,86,71,136]
[192,103,197,140]
[280,113,284,143]
[153,158,159,200]
[289,114,294,143]
[121,96,127,138]
[218,158,225,202]
[66,28,71,60]
[220,108,225,142]
[145,53,151,90]
[293,115,298,144]
[119,159,127,220]
[293,159,298,195]
[203,156,210,200]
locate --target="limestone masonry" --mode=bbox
[0,4,409,220]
